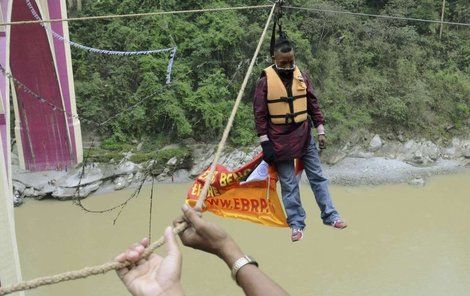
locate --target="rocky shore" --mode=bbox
[12,135,470,206]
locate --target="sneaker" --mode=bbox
[331,219,348,229]
[291,228,304,242]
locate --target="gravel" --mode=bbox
[311,157,467,186]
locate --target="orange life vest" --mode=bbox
[264,66,308,124]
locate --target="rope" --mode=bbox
[148,177,155,241]
[0,3,277,295]
[166,48,177,84]
[25,0,177,56]
[0,4,272,26]
[286,5,470,27]
[0,223,188,296]
[270,0,285,57]
[195,5,275,209]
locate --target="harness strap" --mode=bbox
[267,94,306,104]
[269,110,308,120]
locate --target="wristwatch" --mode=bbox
[231,255,258,281]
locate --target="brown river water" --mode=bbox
[14,172,470,296]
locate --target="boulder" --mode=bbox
[369,134,383,152]
[52,181,102,200]
[167,157,178,166]
[12,180,26,194]
[13,195,24,207]
[397,132,405,143]
[172,169,192,183]
[13,166,66,190]
[23,187,39,198]
[403,139,417,150]
[113,176,130,191]
[55,164,103,187]
[400,140,440,165]
[464,145,470,159]
[36,183,55,196]
[190,145,262,176]
[219,148,259,171]
[133,172,144,183]
[122,151,134,160]
[190,145,216,177]
[451,138,461,148]
[116,161,140,175]
[422,141,440,160]
[411,151,425,165]
[442,147,457,159]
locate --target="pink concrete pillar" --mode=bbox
[9,0,82,171]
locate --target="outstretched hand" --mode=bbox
[115,227,183,296]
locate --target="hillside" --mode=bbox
[68,0,469,152]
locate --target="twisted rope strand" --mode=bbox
[0,3,276,295]
[25,0,176,56]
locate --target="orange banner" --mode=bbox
[186,153,288,227]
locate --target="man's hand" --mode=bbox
[115,228,183,296]
[174,205,244,267]
[261,140,276,163]
[318,134,327,149]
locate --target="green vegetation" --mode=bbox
[85,147,123,163]
[70,0,469,150]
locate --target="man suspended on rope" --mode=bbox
[253,32,347,242]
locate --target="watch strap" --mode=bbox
[231,255,258,281]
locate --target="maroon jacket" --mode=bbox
[253,67,325,160]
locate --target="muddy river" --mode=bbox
[15,172,470,295]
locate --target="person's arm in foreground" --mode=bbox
[115,227,183,296]
[176,204,289,296]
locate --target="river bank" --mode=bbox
[11,135,470,205]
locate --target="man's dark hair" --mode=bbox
[274,33,294,54]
